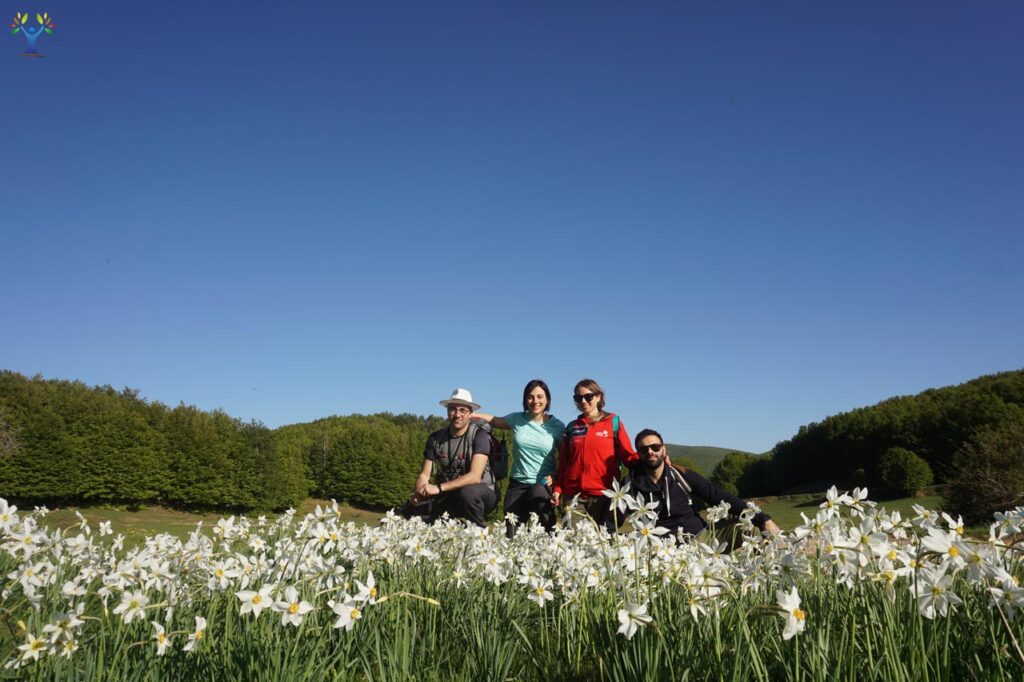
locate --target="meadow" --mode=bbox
[1,489,1022,681]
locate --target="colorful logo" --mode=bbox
[9,12,55,58]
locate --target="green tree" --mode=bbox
[875,447,933,497]
[946,415,1024,525]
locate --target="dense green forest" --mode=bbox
[711,369,1024,521]
[0,371,444,511]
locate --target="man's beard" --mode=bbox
[642,455,666,472]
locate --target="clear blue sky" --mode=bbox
[2,1,1021,453]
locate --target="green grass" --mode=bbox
[39,499,384,544]
[36,493,947,540]
[757,493,944,530]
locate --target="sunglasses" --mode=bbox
[573,392,598,404]
[638,443,664,454]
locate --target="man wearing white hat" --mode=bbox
[403,388,497,527]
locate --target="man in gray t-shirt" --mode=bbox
[402,388,497,527]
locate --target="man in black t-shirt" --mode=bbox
[402,388,497,527]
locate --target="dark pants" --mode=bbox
[401,483,497,527]
[503,479,554,536]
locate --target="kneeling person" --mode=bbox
[625,429,780,539]
[404,388,498,527]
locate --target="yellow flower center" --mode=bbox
[252,595,263,605]
[369,587,377,598]
[793,608,806,621]
[350,608,361,619]
[195,630,204,640]
[157,633,166,644]
[289,603,299,614]
[948,546,960,558]
[887,549,898,561]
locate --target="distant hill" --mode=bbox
[664,444,759,476]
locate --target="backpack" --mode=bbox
[468,421,509,481]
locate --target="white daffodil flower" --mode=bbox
[236,584,275,618]
[274,586,314,627]
[616,602,653,640]
[776,586,807,640]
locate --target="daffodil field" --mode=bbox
[2,489,1023,681]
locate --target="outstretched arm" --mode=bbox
[471,413,510,430]
[684,469,775,531]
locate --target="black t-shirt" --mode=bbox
[424,426,493,486]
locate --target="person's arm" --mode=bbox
[551,427,570,505]
[684,470,776,531]
[411,459,433,503]
[425,453,488,495]
[470,412,511,430]
[614,419,638,467]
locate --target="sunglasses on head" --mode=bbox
[638,443,664,454]
[573,392,598,404]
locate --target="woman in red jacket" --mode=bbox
[551,378,638,529]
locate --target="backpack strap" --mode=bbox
[669,465,692,493]
[612,414,619,438]
[465,422,495,484]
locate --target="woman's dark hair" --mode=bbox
[634,428,664,449]
[522,379,552,413]
[574,378,606,412]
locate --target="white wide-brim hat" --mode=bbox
[440,387,480,411]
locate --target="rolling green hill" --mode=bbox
[664,444,759,476]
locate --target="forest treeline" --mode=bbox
[0,371,444,511]
[711,369,1024,521]
[3,369,1022,519]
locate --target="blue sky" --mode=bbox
[2,1,1021,453]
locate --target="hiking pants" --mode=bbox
[503,479,554,536]
[402,483,497,527]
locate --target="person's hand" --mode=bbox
[763,519,782,534]
[415,477,430,498]
[550,491,561,506]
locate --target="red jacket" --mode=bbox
[553,413,638,499]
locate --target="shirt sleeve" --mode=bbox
[423,433,437,461]
[472,427,491,456]
[614,419,638,467]
[683,469,772,529]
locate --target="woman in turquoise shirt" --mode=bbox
[472,379,565,536]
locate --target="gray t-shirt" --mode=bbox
[424,425,493,487]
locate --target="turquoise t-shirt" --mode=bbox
[502,412,566,484]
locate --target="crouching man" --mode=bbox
[402,388,497,527]
[624,428,780,541]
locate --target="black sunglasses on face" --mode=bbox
[638,443,664,454]
[573,392,598,404]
